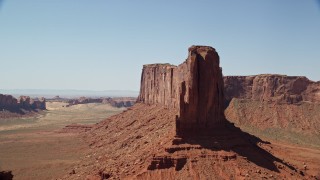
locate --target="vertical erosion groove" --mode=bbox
[137,46,225,136]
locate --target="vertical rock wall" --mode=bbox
[176,46,225,135]
[224,75,320,104]
[138,64,178,107]
[138,46,226,136]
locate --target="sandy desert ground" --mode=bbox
[0,102,125,180]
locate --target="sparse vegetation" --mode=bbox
[0,102,124,180]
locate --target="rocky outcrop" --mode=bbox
[19,96,46,110]
[108,98,135,108]
[64,103,307,180]
[176,46,225,136]
[0,94,18,110]
[138,63,178,107]
[224,75,320,105]
[66,97,135,108]
[138,46,225,136]
[67,97,103,105]
[31,97,46,109]
[224,75,320,145]
[64,45,315,180]
[0,94,46,112]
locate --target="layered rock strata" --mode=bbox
[224,75,320,145]
[138,46,225,136]
[224,75,320,105]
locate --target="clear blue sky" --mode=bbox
[0,0,319,91]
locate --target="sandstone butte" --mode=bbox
[63,45,319,180]
[0,94,46,112]
[138,45,225,136]
[224,75,320,145]
[224,75,320,105]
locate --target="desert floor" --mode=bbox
[0,102,124,180]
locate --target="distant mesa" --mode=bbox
[138,45,225,137]
[224,74,320,105]
[0,94,46,117]
[65,96,136,108]
[224,75,320,144]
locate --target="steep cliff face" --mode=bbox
[138,64,177,107]
[224,75,320,104]
[138,46,225,136]
[224,75,320,145]
[176,46,225,135]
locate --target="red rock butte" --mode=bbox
[138,45,225,136]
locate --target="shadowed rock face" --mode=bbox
[0,94,18,110]
[0,94,46,112]
[224,75,320,105]
[177,46,225,136]
[138,45,225,136]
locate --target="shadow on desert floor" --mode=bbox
[178,120,297,173]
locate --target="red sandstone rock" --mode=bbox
[138,63,177,107]
[177,46,225,135]
[62,45,317,180]
[138,46,225,136]
[224,75,320,146]
[224,75,320,104]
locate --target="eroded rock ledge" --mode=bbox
[138,45,225,136]
[224,75,320,105]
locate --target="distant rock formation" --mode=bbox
[66,97,135,108]
[0,94,18,110]
[31,97,46,109]
[107,97,136,108]
[67,97,103,106]
[224,75,320,105]
[138,46,225,136]
[0,94,46,112]
[224,75,320,145]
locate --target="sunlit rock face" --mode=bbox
[224,75,320,105]
[138,45,226,136]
